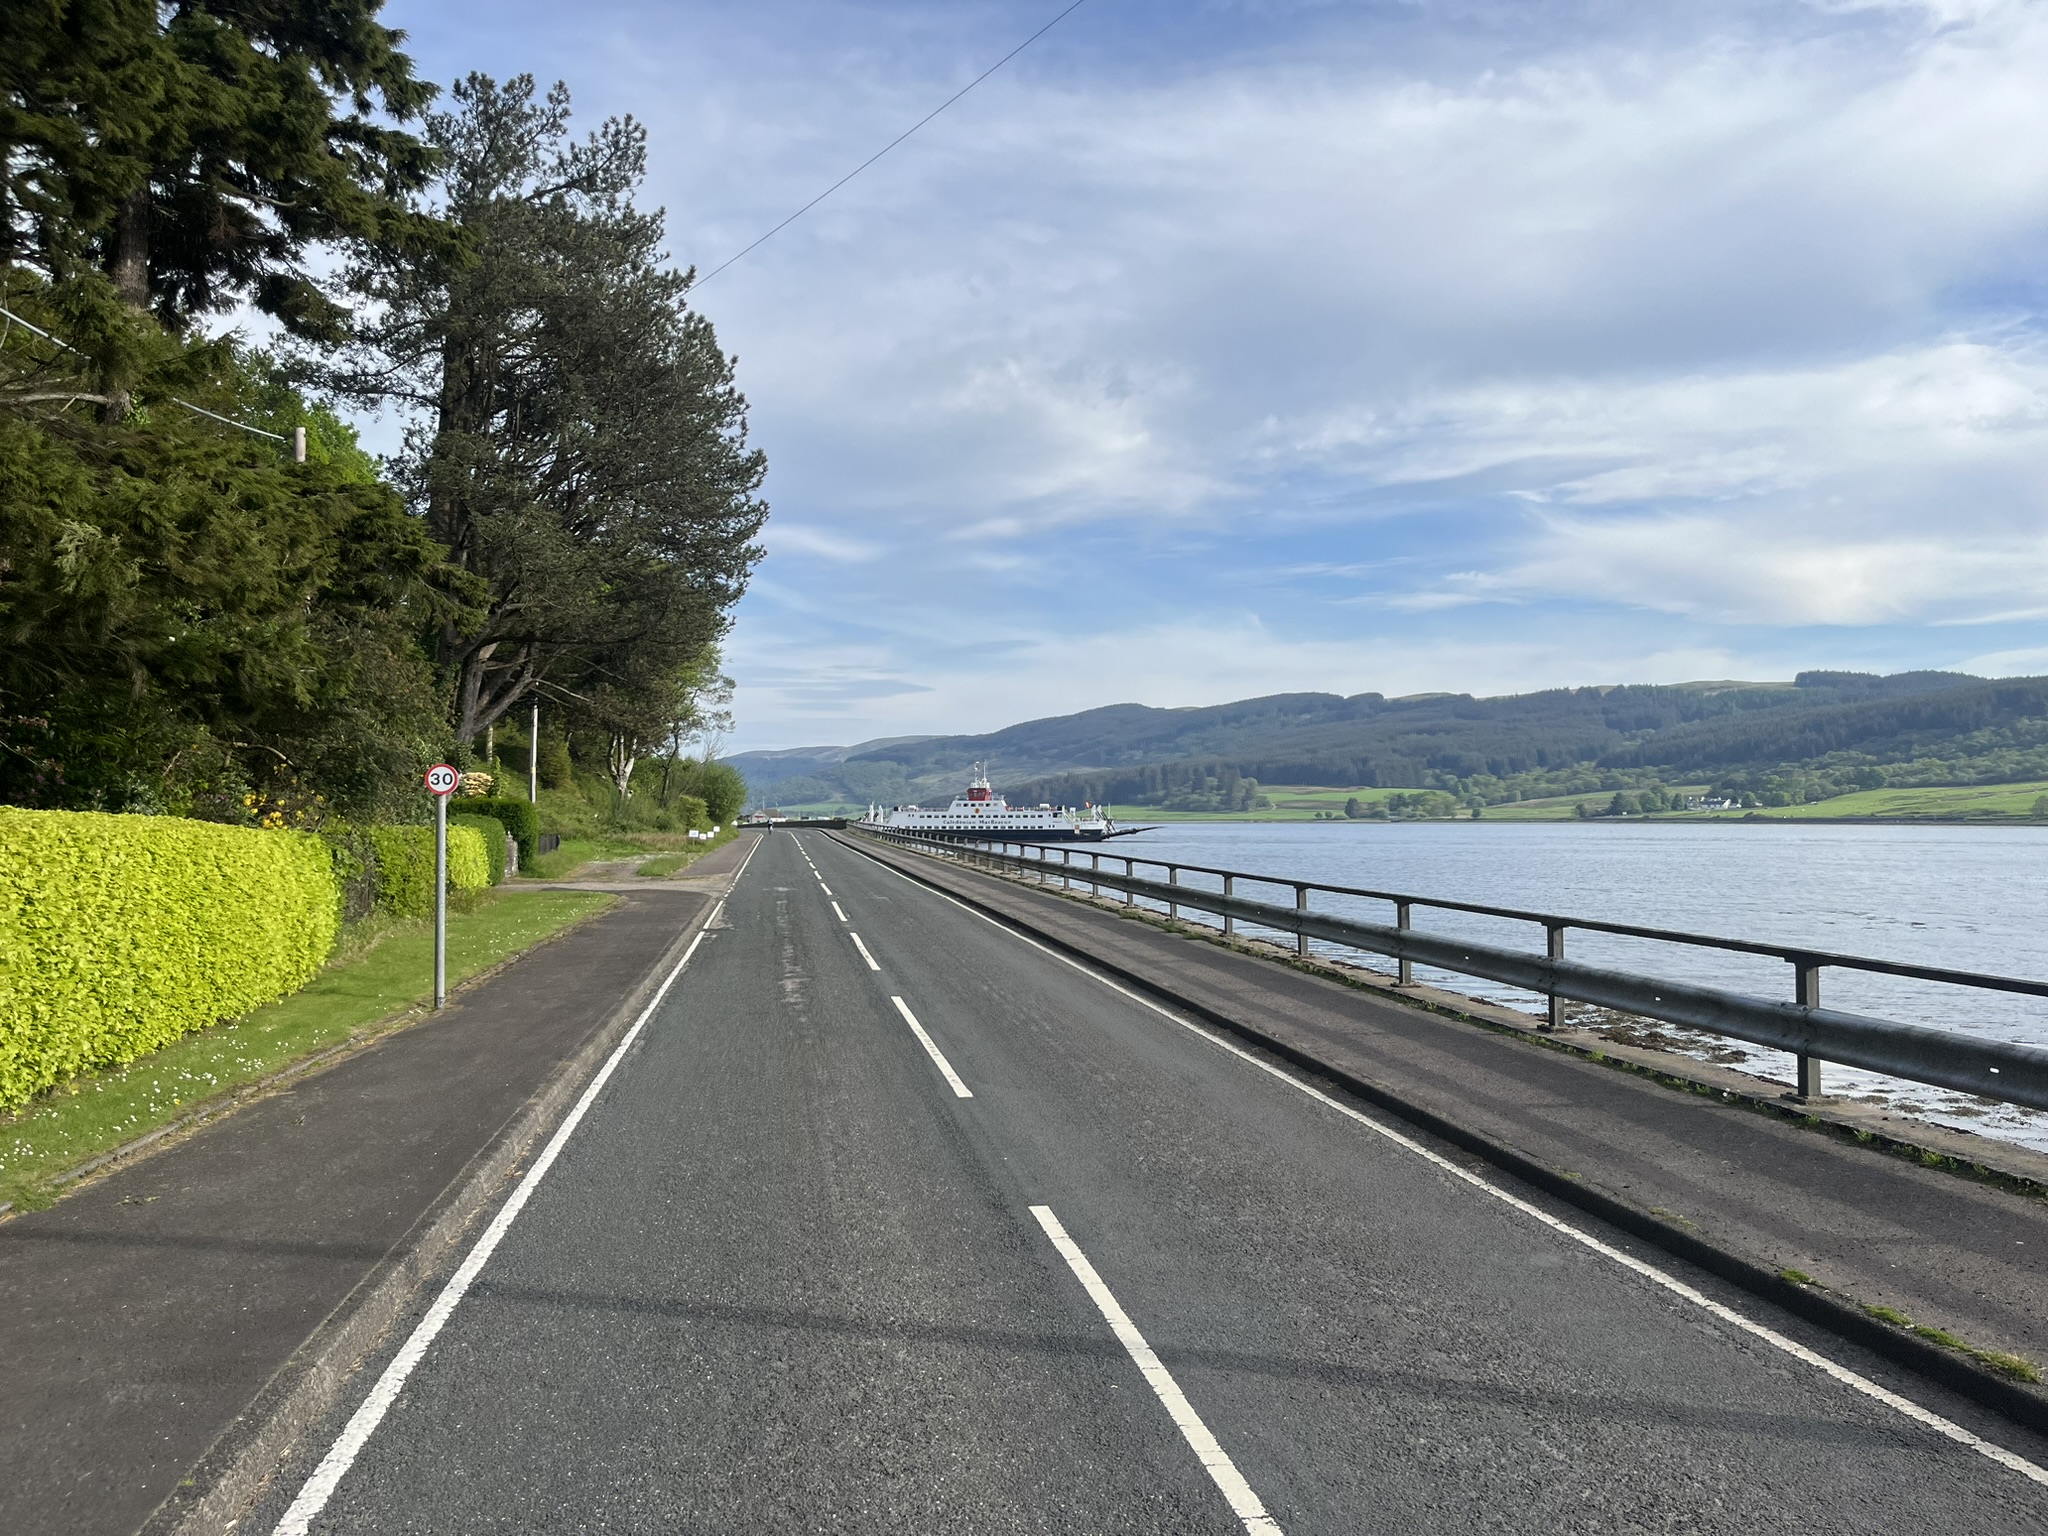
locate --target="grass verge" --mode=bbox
[521,836,619,879]
[519,826,740,882]
[1862,1304,2042,1383]
[0,888,615,1212]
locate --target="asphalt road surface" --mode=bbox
[254,829,2048,1534]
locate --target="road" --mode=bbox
[253,829,2048,1533]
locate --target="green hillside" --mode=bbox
[728,671,2048,819]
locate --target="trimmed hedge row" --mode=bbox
[450,813,508,886]
[366,824,492,918]
[462,797,539,861]
[0,808,341,1109]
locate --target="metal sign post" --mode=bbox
[425,763,460,1007]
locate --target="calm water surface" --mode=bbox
[1087,822,2048,1151]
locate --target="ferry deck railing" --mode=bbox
[847,825,2048,1116]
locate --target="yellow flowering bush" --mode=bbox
[0,808,341,1108]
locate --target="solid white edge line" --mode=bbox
[846,838,2048,1489]
[1031,1205,1281,1534]
[269,915,722,1535]
[890,995,975,1098]
[849,931,881,971]
[831,900,848,923]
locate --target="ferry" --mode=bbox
[863,765,1140,841]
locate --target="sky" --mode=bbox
[370,0,2048,752]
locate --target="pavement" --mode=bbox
[0,850,744,1536]
[211,827,2048,1534]
[840,832,2048,1414]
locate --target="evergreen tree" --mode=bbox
[332,75,766,745]
[0,332,474,814]
[2,0,443,349]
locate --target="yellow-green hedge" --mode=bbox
[0,808,341,1109]
[366,824,493,918]
[449,824,492,890]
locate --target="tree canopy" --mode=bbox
[3,0,444,343]
[333,74,766,760]
[2,24,767,823]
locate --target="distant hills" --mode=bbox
[727,671,2048,812]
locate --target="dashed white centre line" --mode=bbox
[831,901,849,923]
[1032,1205,1280,1534]
[845,835,2048,1491]
[891,996,974,1098]
[819,883,833,896]
[849,932,881,971]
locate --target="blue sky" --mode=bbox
[371,0,2048,752]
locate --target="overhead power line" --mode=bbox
[690,0,1092,292]
[0,300,302,455]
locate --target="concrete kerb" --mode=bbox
[832,831,2048,1439]
[133,894,721,1536]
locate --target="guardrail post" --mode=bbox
[1090,852,1100,898]
[1124,857,1135,906]
[1794,961,1824,1100]
[1223,875,1235,938]
[1396,901,1413,985]
[1063,847,1072,889]
[1544,923,1565,1030]
[1295,885,1310,958]
[1168,865,1179,923]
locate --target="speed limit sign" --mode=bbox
[424,763,460,797]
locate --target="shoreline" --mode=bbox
[1103,813,2048,828]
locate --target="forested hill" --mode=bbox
[731,671,2048,809]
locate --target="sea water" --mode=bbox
[1083,821,2048,1153]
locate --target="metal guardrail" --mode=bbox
[852,826,2048,1115]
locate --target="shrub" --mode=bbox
[451,813,507,885]
[367,824,492,916]
[0,808,340,1108]
[320,824,382,921]
[654,760,747,823]
[368,826,435,917]
[464,797,539,860]
[537,736,573,789]
[447,824,490,890]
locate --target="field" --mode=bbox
[1687,781,2048,821]
[1128,780,2048,824]
[778,781,2048,826]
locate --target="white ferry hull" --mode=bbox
[861,764,1125,842]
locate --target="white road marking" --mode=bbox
[1032,1205,1281,1534]
[891,995,974,1098]
[844,838,2048,1489]
[269,911,723,1535]
[849,931,881,971]
[819,883,834,896]
[831,901,849,923]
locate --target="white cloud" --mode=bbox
[761,523,882,563]
[387,0,2048,747]
[728,610,1819,747]
[1955,644,2048,676]
[1286,340,2048,622]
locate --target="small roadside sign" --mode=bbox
[425,763,460,797]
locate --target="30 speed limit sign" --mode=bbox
[424,763,460,797]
